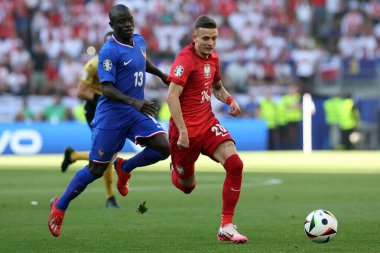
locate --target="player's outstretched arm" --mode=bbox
[101,82,158,117]
[77,80,100,103]
[211,80,241,117]
[146,58,169,86]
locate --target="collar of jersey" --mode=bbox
[112,34,134,48]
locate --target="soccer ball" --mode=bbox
[304,209,338,243]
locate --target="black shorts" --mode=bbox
[84,101,97,128]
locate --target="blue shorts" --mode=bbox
[89,117,166,162]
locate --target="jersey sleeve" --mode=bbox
[98,43,117,84]
[168,52,193,87]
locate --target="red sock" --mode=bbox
[171,170,185,191]
[171,169,195,194]
[221,154,243,227]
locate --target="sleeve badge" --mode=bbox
[174,65,184,77]
[103,59,112,71]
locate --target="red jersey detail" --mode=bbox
[168,43,221,138]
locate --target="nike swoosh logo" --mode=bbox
[204,81,211,86]
[124,59,132,66]
[225,232,234,237]
[231,187,241,192]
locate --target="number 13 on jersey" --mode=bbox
[134,71,144,87]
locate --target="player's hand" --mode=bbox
[177,131,189,150]
[133,100,158,117]
[161,73,170,86]
[229,99,241,117]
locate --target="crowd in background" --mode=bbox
[0,0,378,148]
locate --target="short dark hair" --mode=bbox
[109,4,130,22]
[194,15,217,30]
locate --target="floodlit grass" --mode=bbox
[0,151,379,252]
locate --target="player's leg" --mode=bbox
[169,135,201,193]
[212,141,247,243]
[119,134,170,171]
[61,147,89,172]
[49,161,107,237]
[203,120,247,243]
[48,128,123,237]
[113,133,170,196]
[104,161,119,208]
[212,141,242,223]
[170,163,196,194]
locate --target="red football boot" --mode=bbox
[113,157,131,196]
[48,197,65,237]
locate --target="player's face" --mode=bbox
[109,9,135,40]
[193,28,218,58]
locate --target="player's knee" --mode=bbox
[179,177,196,194]
[224,154,243,176]
[161,148,170,160]
[183,184,195,194]
[88,161,109,179]
[158,143,171,159]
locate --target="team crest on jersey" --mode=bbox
[98,149,104,157]
[204,64,211,78]
[174,65,184,77]
[103,59,112,71]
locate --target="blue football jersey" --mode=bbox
[93,34,148,129]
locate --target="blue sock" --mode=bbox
[122,147,166,172]
[56,166,95,210]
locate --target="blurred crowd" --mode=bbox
[0,0,379,123]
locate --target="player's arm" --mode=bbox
[211,80,241,117]
[101,81,158,117]
[77,80,100,103]
[146,58,169,86]
[166,82,189,149]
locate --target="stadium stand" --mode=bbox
[0,0,379,149]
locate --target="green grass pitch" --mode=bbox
[0,151,380,253]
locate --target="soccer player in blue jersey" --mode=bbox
[48,4,170,237]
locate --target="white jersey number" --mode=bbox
[211,124,229,137]
[134,71,144,87]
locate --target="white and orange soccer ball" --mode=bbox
[304,209,338,243]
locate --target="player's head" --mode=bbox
[192,15,218,58]
[109,4,134,40]
[104,31,113,43]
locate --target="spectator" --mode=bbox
[40,94,73,123]
[339,93,360,150]
[58,55,82,96]
[259,91,279,150]
[291,38,320,92]
[30,43,48,95]
[281,85,302,150]
[15,97,35,122]
[225,59,249,93]
[7,67,28,96]
[0,63,9,94]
